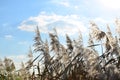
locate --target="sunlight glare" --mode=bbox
[99,0,120,10]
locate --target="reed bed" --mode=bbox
[1,19,120,80]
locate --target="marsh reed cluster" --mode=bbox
[1,19,120,80]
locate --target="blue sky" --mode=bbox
[0,0,120,68]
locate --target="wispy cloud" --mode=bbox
[51,0,81,10]
[4,35,13,40]
[18,41,28,45]
[18,12,87,35]
[59,1,70,7]
[8,55,26,60]
[51,0,70,7]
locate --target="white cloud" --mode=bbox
[4,35,13,40]
[8,55,26,60]
[7,54,42,70]
[7,54,28,70]
[51,0,70,7]
[18,13,87,36]
[59,1,70,7]
[93,17,113,25]
[74,5,79,10]
[51,0,81,10]
[18,41,28,45]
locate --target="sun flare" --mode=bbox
[99,0,120,10]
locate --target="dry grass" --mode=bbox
[1,19,120,80]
